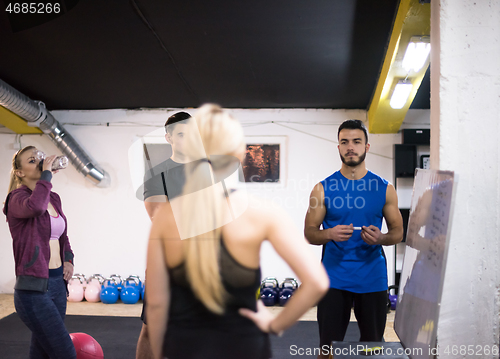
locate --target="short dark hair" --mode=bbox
[164,111,191,134]
[338,119,368,144]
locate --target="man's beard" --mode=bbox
[340,150,366,167]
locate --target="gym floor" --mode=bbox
[0,293,399,342]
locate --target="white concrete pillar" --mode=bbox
[431,0,500,356]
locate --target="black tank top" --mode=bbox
[163,239,271,359]
[167,238,261,325]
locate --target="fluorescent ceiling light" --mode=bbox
[390,81,413,109]
[402,36,431,72]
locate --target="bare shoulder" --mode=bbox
[313,181,324,192]
[242,193,288,222]
[385,182,398,201]
[310,182,325,199]
[386,182,396,191]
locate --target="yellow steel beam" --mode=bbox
[0,105,42,134]
[368,0,430,134]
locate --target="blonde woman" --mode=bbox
[146,104,329,359]
[3,146,76,359]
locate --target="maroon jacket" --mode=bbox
[3,172,74,292]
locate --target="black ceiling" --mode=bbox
[0,0,430,111]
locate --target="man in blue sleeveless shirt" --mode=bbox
[304,120,403,357]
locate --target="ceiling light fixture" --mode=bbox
[390,80,413,109]
[402,36,431,72]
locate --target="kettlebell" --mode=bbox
[100,278,119,304]
[127,275,143,291]
[260,277,279,306]
[85,274,104,303]
[67,275,85,302]
[73,273,87,283]
[141,279,145,300]
[73,273,87,293]
[120,276,140,304]
[110,274,123,291]
[279,278,299,306]
[89,273,105,285]
[388,285,398,311]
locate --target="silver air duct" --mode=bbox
[0,79,109,186]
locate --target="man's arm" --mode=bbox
[145,204,173,359]
[143,168,169,221]
[360,183,403,246]
[144,195,168,221]
[304,182,353,245]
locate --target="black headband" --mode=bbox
[13,148,23,169]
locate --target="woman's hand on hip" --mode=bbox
[239,300,274,333]
[63,262,74,281]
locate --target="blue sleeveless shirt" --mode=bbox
[320,170,388,293]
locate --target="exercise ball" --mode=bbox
[70,332,104,359]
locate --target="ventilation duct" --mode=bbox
[0,79,109,187]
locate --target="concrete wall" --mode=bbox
[432,0,500,355]
[0,108,420,293]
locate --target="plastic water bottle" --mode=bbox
[48,156,69,171]
[35,151,69,171]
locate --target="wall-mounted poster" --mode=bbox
[239,136,287,185]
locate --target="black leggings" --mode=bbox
[317,288,387,347]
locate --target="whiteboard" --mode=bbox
[394,169,455,358]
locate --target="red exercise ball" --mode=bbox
[70,332,104,359]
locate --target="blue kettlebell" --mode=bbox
[260,277,279,306]
[100,278,119,304]
[120,276,140,304]
[110,274,123,291]
[279,278,299,306]
[137,278,145,300]
[388,285,398,310]
[130,275,145,300]
[127,275,145,300]
[127,275,142,290]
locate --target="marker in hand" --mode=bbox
[353,226,362,230]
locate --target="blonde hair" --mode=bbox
[179,104,244,314]
[7,146,36,194]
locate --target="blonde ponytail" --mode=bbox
[7,146,35,195]
[178,104,244,314]
[183,163,225,314]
